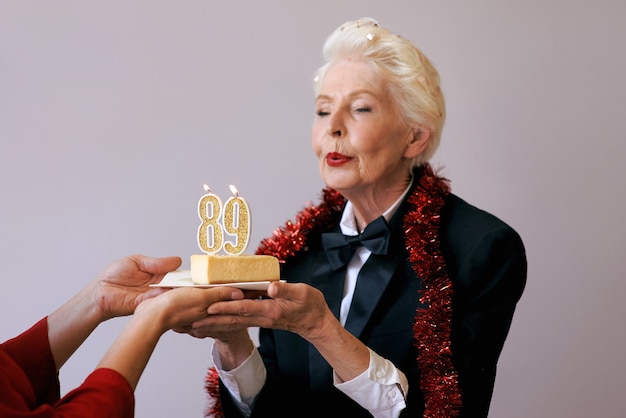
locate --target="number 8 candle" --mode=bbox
[197,184,224,254]
[223,184,250,255]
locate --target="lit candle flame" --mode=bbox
[203,184,211,192]
[229,184,239,197]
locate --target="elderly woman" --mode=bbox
[191,17,527,418]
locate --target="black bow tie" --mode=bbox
[321,216,391,270]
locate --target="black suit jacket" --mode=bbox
[220,188,527,418]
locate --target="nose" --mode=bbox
[327,112,344,138]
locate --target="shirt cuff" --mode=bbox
[211,344,266,415]
[334,348,408,418]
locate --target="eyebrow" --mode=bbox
[315,89,380,102]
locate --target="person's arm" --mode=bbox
[47,255,180,369]
[211,330,256,371]
[0,287,246,418]
[46,285,114,370]
[181,304,263,415]
[1,317,61,407]
[450,227,527,416]
[208,282,371,380]
[2,255,249,416]
[192,283,406,417]
[192,282,371,380]
[98,286,244,389]
[331,349,407,418]
[210,344,266,416]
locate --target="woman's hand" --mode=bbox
[97,285,245,389]
[191,281,336,342]
[48,254,181,370]
[90,254,182,321]
[190,281,369,380]
[136,286,245,333]
[180,282,335,371]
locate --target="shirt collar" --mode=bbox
[339,177,414,235]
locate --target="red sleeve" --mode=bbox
[1,317,60,405]
[1,319,135,417]
[52,368,135,417]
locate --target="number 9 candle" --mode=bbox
[223,184,250,255]
[197,184,224,254]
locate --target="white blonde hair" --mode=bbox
[313,17,446,166]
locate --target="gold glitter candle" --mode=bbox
[197,184,224,254]
[223,185,251,255]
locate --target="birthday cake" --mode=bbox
[190,254,280,285]
[190,184,280,285]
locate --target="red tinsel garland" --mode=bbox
[204,367,223,418]
[205,164,461,417]
[405,166,462,417]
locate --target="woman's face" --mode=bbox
[312,58,416,199]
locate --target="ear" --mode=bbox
[403,127,430,159]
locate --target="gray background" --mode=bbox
[1,1,624,417]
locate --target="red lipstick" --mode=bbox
[326,152,353,167]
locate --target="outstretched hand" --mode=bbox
[47,254,182,370]
[91,254,182,320]
[135,286,246,332]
